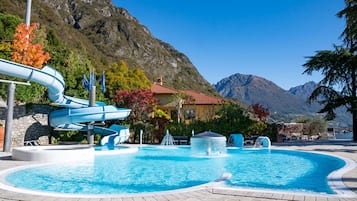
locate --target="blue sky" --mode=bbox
[113,0,345,90]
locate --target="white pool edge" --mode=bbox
[12,145,95,162]
[272,147,357,198]
[0,146,355,198]
[326,152,357,197]
[12,145,139,161]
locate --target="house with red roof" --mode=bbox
[151,82,224,123]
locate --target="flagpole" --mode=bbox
[25,0,32,26]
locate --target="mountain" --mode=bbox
[288,81,317,100]
[0,0,217,95]
[215,73,352,127]
[289,81,352,127]
[215,73,316,115]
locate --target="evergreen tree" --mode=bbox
[303,0,357,141]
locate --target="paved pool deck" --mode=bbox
[0,142,357,201]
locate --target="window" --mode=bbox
[184,109,195,120]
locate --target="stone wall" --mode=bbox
[0,99,55,148]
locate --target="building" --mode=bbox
[150,83,224,123]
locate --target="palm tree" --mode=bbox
[303,0,357,141]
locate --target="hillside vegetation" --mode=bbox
[0,0,217,97]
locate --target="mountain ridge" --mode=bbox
[215,73,315,114]
[215,73,352,127]
[288,81,317,100]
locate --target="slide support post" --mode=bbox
[87,85,96,145]
[3,83,15,152]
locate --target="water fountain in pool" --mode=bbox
[190,131,226,156]
[254,136,271,149]
[160,130,175,146]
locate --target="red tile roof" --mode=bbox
[151,84,178,94]
[180,90,224,105]
[151,84,224,105]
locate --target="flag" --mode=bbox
[82,74,89,90]
[100,71,106,93]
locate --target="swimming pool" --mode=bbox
[2,146,347,195]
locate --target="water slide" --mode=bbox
[0,59,131,146]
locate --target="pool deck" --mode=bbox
[0,142,357,201]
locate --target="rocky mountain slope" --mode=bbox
[0,0,217,94]
[288,81,318,99]
[214,73,317,115]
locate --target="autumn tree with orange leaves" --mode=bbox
[12,23,50,68]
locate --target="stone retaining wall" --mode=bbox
[0,101,55,148]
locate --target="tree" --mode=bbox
[0,13,22,60]
[215,102,253,135]
[113,89,158,124]
[0,13,22,41]
[295,116,328,137]
[0,20,50,102]
[303,0,357,141]
[12,23,50,68]
[151,109,171,142]
[337,0,357,52]
[170,92,194,123]
[304,46,357,139]
[249,103,270,122]
[247,121,267,136]
[105,60,151,98]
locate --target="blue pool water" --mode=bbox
[5,146,345,195]
[93,145,128,151]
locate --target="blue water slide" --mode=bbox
[0,59,131,145]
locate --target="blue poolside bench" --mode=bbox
[173,136,189,145]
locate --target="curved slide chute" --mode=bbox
[0,59,131,146]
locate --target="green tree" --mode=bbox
[307,118,328,137]
[303,0,357,141]
[0,13,19,59]
[0,13,22,98]
[247,121,267,136]
[337,0,357,52]
[15,83,48,103]
[105,60,151,98]
[62,53,91,99]
[0,13,22,41]
[0,41,12,60]
[215,102,252,135]
[295,116,327,137]
[45,30,103,101]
